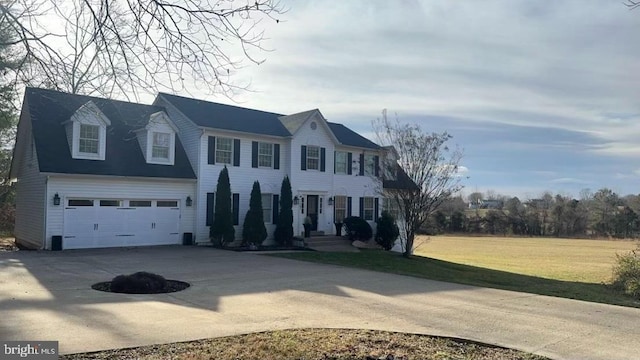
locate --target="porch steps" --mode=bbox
[305,236,359,252]
[309,230,325,236]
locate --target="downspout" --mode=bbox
[196,128,206,243]
[43,175,49,250]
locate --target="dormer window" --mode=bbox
[79,124,100,154]
[136,111,177,165]
[64,101,110,161]
[152,132,170,160]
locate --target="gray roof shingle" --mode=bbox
[328,122,380,150]
[160,93,381,149]
[159,92,291,137]
[25,88,196,179]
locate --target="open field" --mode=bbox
[414,235,639,283]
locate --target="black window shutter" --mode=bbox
[359,153,364,176]
[233,139,241,166]
[232,193,240,225]
[347,197,352,216]
[333,151,336,174]
[272,194,279,224]
[252,141,258,168]
[301,145,307,170]
[320,147,326,172]
[374,155,380,177]
[347,152,352,175]
[274,144,280,169]
[206,193,215,226]
[208,136,216,164]
[359,197,364,218]
[374,198,380,221]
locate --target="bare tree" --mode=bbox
[374,110,465,257]
[0,0,285,99]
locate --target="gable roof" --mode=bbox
[22,87,195,179]
[328,122,380,150]
[158,92,291,137]
[159,93,382,150]
[278,109,316,134]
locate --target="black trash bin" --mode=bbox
[182,232,193,246]
[51,236,62,251]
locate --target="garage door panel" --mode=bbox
[63,198,182,249]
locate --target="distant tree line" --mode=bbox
[427,188,640,239]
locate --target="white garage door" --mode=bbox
[63,199,180,249]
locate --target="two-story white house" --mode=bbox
[10,88,387,250]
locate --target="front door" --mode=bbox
[307,195,319,231]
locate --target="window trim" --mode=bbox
[335,151,348,174]
[307,145,320,170]
[258,142,274,168]
[151,131,171,160]
[78,124,100,154]
[334,196,347,223]
[363,197,375,221]
[364,154,376,176]
[215,137,234,165]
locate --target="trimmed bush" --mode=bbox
[274,176,294,245]
[210,166,235,246]
[110,271,168,294]
[343,216,372,241]
[375,211,400,250]
[242,181,267,246]
[612,247,640,300]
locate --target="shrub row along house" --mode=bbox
[10,88,404,250]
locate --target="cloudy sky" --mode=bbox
[188,1,640,199]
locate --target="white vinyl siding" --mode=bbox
[14,135,46,249]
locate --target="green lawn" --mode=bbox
[415,235,638,283]
[272,236,640,308]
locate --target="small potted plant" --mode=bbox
[303,216,312,238]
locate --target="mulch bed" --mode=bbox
[91,280,190,294]
[59,328,548,360]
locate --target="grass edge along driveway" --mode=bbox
[270,250,640,308]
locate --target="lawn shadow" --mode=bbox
[271,250,640,308]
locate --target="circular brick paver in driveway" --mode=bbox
[1,246,639,360]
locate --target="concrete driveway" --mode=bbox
[1,246,639,360]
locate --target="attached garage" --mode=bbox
[62,199,181,249]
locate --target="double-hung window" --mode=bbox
[79,124,99,154]
[258,142,273,167]
[307,146,320,170]
[262,194,272,223]
[364,155,376,176]
[335,151,348,174]
[334,196,347,223]
[363,197,375,221]
[216,137,233,164]
[152,132,170,160]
